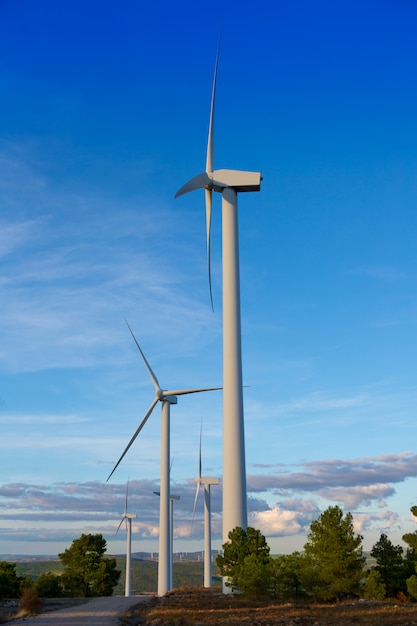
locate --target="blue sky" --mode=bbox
[1,0,417,557]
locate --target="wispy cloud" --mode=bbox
[355,265,406,282]
[0,219,40,259]
[247,452,417,507]
[278,391,366,413]
[0,414,90,425]
[0,141,216,374]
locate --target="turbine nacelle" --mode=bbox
[212,169,262,193]
[198,476,220,486]
[175,169,261,198]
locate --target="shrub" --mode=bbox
[397,590,409,603]
[406,575,417,600]
[19,587,42,616]
[363,570,386,600]
[34,572,63,598]
[0,562,21,599]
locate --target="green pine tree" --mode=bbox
[370,533,404,597]
[302,506,365,602]
[216,526,272,597]
[59,533,120,597]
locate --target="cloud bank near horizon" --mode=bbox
[1,452,416,551]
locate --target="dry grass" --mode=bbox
[19,586,42,616]
[120,587,417,626]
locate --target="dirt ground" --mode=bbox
[119,587,417,626]
[0,597,89,623]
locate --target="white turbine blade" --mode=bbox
[124,481,129,515]
[125,319,161,392]
[115,517,124,536]
[106,397,159,482]
[191,479,200,532]
[205,187,214,311]
[205,38,220,174]
[175,38,220,197]
[164,386,221,397]
[191,423,203,533]
[198,422,202,481]
[175,171,211,198]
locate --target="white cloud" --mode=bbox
[250,499,320,538]
[316,484,395,508]
[248,452,417,499]
[353,510,401,535]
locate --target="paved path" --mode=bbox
[11,595,151,625]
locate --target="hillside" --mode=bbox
[12,556,221,594]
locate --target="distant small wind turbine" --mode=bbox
[175,42,261,577]
[192,425,219,588]
[154,490,180,590]
[107,319,221,597]
[116,481,137,597]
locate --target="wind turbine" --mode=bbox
[154,490,180,591]
[116,481,137,597]
[107,320,221,597]
[175,44,261,579]
[191,426,219,588]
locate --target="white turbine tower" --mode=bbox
[154,489,180,590]
[107,320,221,597]
[175,44,261,580]
[116,481,137,597]
[192,426,219,588]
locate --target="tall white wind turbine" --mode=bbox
[107,320,221,597]
[116,481,137,597]
[175,45,261,580]
[192,426,219,588]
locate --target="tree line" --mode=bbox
[0,533,120,600]
[216,505,417,601]
[2,505,417,601]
